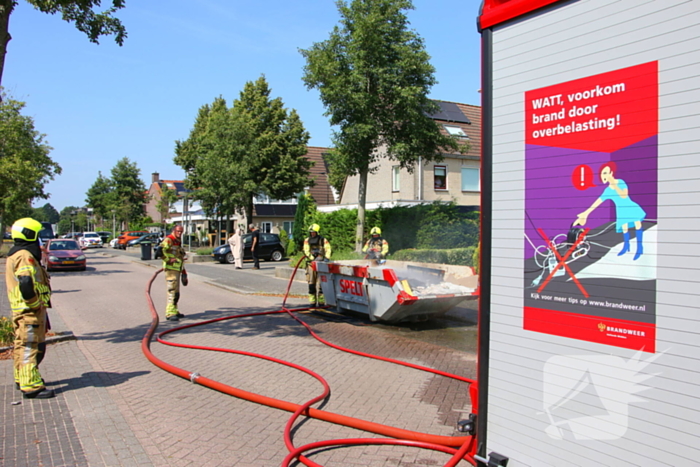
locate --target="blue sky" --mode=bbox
[5,0,482,213]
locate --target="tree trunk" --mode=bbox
[355,168,368,252]
[0,0,14,90]
[245,199,254,231]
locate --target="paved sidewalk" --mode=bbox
[1,252,477,466]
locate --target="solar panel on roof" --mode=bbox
[429,101,471,124]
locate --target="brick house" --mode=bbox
[325,101,481,212]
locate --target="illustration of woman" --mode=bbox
[574,162,646,260]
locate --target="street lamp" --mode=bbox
[70,210,76,236]
[111,209,116,238]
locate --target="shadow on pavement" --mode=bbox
[52,370,150,393]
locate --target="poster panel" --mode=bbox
[523,61,658,353]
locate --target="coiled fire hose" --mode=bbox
[142,257,476,466]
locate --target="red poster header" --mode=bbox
[525,62,658,153]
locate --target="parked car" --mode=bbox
[212,233,285,264]
[96,231,112,243]
[80,232,103,248]
[39,222,55,242]
[127,232,163,247]
[116,230,149,249]
[43,239,87,271]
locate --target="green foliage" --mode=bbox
[292,193,315,250]
[85,171,114,221]
[0,316,13,346]
[300,0,467,246]
[295,201,480,254]
[415,204,479,250]
[175,77,313,226]
[195,247,214,255]
[0,92,61,227]
[32,203,59,223]
[24,1,127,45]
[472,242,480,274]
[108,157,146,224]
[0,2,128,89]
[392,246,476,266]
[310,208,358,254]
[278,228,289,250]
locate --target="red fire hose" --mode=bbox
[142,258,476,466]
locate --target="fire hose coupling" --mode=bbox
[189,372,201,383]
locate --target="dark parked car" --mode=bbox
[127,232,163,247]
[43,239,87,271]
[39,222,55,242]
[97,231,112,243]
[212,233,285,264]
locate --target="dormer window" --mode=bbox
[444,125,468,138]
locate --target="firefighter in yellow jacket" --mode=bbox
[362,226,389,265]
[160,225,188,321]
[303,224,332,306]
[6,218,54,399]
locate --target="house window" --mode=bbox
[283,221,294,236]
[261,222,272,233]
[434,166,447,190]
[461,167,480,192]
[444,125,469,138]
[392,166,400,192]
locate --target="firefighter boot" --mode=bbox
[308,284,318,307]
[23,387,55,399]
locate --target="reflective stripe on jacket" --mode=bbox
[161,235,186,271]
[303,236,332,260]
[362,237,389,256]
[5,250,51,313]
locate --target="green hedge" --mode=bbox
[308,201,479,254]
[391,246,477,267]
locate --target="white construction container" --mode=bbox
[315,261,477,323]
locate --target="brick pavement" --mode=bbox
[1,251,477,466]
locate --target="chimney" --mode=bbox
[152,172,160,183]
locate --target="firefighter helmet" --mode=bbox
[11,218,42,242]
[370,227,381,235]
[309,223,320,233]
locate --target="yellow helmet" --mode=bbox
[309,223,320,233]
[370,227,381,235]
[11,218,42,242]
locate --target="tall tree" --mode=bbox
[40,202,59,223]
[175,77,313,229]
[0,91,61,229]
[109,157,146,228]
[301,0,465,251]
[231,76,313,222]
[0,0,127,87]
[85,170,115,223]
